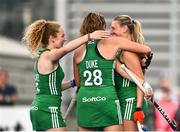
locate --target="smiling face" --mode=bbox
[111,20,127,37]
[49,27,67,48]
[54,27,67,48]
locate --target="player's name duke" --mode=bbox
[86,60,98,69]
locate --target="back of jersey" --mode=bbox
[76,40,122,128]
[78,40,115,88]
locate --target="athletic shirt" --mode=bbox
[34,48,64,96]
[115,51,136,89]
[78,40,115,88]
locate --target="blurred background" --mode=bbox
[0,0,179,131]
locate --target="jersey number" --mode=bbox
[83,69,103,86]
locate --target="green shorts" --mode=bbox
[77,86,122,128]
[29,95,66,131]
[120,97,148,120]
[118,87,148,121]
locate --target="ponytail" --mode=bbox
[113,15,145,44]
[131,19,145,44]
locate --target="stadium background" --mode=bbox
[0,0,179,131]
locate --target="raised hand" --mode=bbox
[142,81,154,101]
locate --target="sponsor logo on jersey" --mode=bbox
[82,96,106,102]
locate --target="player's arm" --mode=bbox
[61,49,81,91]
[122,51,146,124]
[108,36,151,55]
[116,61,144,84]
[61,80,76,91]
[123,51,144,108]
[48,31,110,61]
[73,51,81,88]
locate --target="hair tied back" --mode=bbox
[132,20,135,24]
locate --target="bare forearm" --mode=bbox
[136,88,144,108]
[112,37,151,55]
[50,31,110,61]
[49,34,89,61]
[61,81,71,91]
[61,80,75,91]
[116,67,144,84]
[129,71,144,84]
[73,58,81,87]
[64,34,89,53]
[127,69,145,108]
[124,52,145,108]
[64,30,109,55]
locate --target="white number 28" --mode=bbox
[83,69,103,86]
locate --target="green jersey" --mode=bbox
[77,40,122,128]
[78,40,115,88]
[115,67,136,99]
[30,48,66,130]
[34,48,64,96]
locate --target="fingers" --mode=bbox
[144,85,154,101]
[145,90,154,101]
[94,30,110,35]
[99,31,111,38]
[141,52,153,69]
[141,58,146,67]
[91,30,111,39]
[146,87,153,95]
[145,95,152,101]
[148,52,153,58]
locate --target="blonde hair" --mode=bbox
[80,12,106,36]
[22,19,60,56]
[113,15,144,44]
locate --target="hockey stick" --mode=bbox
[137,121,143,132]
[63,88,79,119]
[121,64,177,131]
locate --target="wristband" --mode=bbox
[136,107,142,111]
[88,33,91,41]
[70,79,76,88]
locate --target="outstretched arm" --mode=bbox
[109,36,151,55]
[49,31,110,61]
